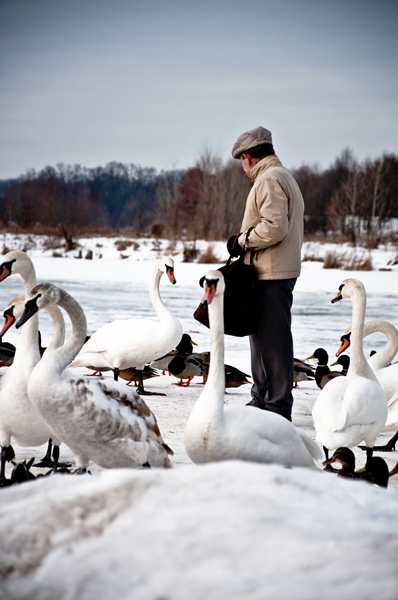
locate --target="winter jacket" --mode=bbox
[237,155,304,280]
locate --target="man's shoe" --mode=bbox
[246,398,266,409]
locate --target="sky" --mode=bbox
[0,0,397,179]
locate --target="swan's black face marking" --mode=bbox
[0,259,16,282]
[331,283,345,304]
[0,306,16,338]
[166,265,176,284]
[201,278,218,306]
[15,294,41,329]
[199,276,205,288]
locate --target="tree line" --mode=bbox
[0,148,397,247]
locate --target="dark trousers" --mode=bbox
[250,278,296,420]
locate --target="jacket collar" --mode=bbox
[247,154,282,182]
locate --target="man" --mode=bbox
[228,125,304,421]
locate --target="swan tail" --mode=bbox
[298,430,323,461]
[162,443,174,456]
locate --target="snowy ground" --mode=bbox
[0,235,397,600]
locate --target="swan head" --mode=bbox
[15,283,62,329]
[331,278,365,304]
[158,256,176,284]
[200,270,225,306]
[0,294,25,337]
[0,250,33,282]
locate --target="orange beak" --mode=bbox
[166,266,176,285]
[0,265,12,282]
[201,283,216,306]
[0,310,15,337]
[336,337,350,357]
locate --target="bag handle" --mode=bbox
[244,227,255,265]
[227,227,255,265]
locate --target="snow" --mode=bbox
[0,235,398,600]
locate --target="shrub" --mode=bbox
[323,250,373,271]
[197,245,220,264]
[115,239,133,252]
[323,252,343,269]
[183,245,199,262]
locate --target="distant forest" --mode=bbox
[0,148,397,248]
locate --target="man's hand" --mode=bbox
[227,234,245,258]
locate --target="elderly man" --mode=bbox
[228,126,304,421]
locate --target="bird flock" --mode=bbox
[0,249,397,489]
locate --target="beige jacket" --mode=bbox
[237,155,304,280]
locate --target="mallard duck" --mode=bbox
[201,354,251,389]
[322,447,389,488]
[150,333,197,377]
[16,282,173,472]
[168,354,203,387]
[329,355,350,376]
[184,270,322,468]
[293,358,315,388]
[69,256,183,395]
[0,341,16,368]
[112,365,160,386]
[306,348,344,389]
[312,279,388,465]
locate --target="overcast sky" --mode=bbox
[0,0,397,178]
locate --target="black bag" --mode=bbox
[194,237,258,337]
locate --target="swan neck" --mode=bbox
[149,268,165,317]
[349,287,375,378]
[44,305,66,352]
[365,320,398,369]
[45,293,87,374]
[204,293,225,413]
[12,266,40,368]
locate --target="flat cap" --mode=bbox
[231,126,273,159]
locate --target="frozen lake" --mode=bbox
[0,252,398,599]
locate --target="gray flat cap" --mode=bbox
[231,126,273,159]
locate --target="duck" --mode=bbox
[16,282,173,472]
[201,355,252,389]
[337,320,398,452]
[0,340,16,368]
[112,365,160,386]
[329,355,350,376]
[0,251,67,483]
[168,354,203,387]
[184,270,322,468]
[293,358,315,388]
[322,447,389,488]
[312,279,388,465]
[69,256,183,395]
[150,333,197,373]
[305,348,345,389]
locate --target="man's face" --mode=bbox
[240,153,257,173]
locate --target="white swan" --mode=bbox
[337,319,398,451]
[184,270,321,468]
[337,319,398,401]
[69,256,183,394]
[0,251,66,481]
[312,279,388,463]
[16,282,173,471]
